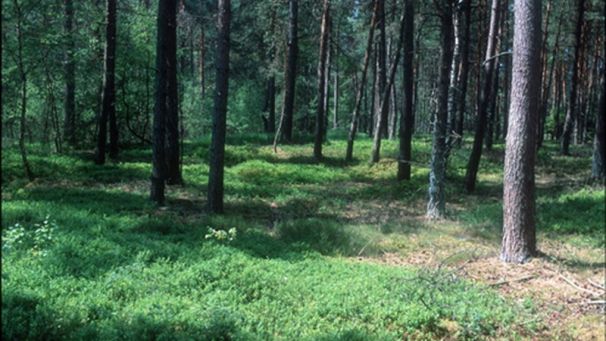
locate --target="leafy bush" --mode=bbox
[3,215,57,256]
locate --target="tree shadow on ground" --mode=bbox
[257,154,357,169]
[1,288,249,341]
[537,252,606,272]
[20,186,151,215]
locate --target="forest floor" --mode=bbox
[2,133,604,340]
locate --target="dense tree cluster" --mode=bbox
[2,0,604,263]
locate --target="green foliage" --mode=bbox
[538,187,605,247]
[1,137,550,340]
[2,215,57,256]
[205,227,238,242]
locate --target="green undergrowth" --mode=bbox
[2,134,601,340]
[2,206,532,340]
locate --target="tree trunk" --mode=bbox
[322,17,331,140]
[345,0,378,162]
[95,0,117,164]
[150,0,174,204]
[574,19,589,145]
[500,0,541,264]
[207,0,231,213]
[447,2,461,143]
[166,0,181,185]
[107,0,118,159]
[376,0,389,138]
[464,0,501,193]
[369,45,377,136]
[370,12,405,163]
[591,3,605,179]
[455,0,471,141]
[314,0,330,160]
[485,4,506,150]
[199,27,205,99]
[538,12,563,146]
[279,0,298,143]
[266,76,276,133]
[592,76,606,179]
[536,0,552,148]
[485,56,500,151]
[388,76,398,140]
[560,0,586,155]
[333,22,339,129]
[397,0,414,180]
[427,1,454,219]
[14,0,34,180]
[64,0,76,147]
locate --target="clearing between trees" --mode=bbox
[2,135,604,340]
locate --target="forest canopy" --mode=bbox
[2,0,605,339]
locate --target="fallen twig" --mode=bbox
[489,275,536,287]
[578,300,606,305]
[587,279,606,291]
[357,238,377,257]
[559,274,603,297]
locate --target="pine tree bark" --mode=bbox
[591,3,605,180]
[447,2,462,142]
[95,0,117,164]
[388,76,398,140]
[322,17,331,140]
[345,0,378,162]
[64,0,76,147]
[501,10,512,140]
[486,3,506,150]
[464,0,501,193]
[539,12,563,147]
[370,11,405,163]
[265,9,277,134]
[500,0,541,264]
[560,0,586,155]
[150,0,174,204]
[536,0,552,148]
[107,0,118,159]
[266,76,276,133]
[397,0,414,180]
[427,0,454,219]
[455,0,471,140]
[369,46,377,136]
[199,27,205,99]
[376,0,389,138]
[485,54,500,150]
[14,0,34,180]
[166,0,181,185]
[279,0,298,143]
[207,0,231,213]
[333,22,339,129]
[592,77,605,179]
[314,0,330,160]
[575,20,590,145]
